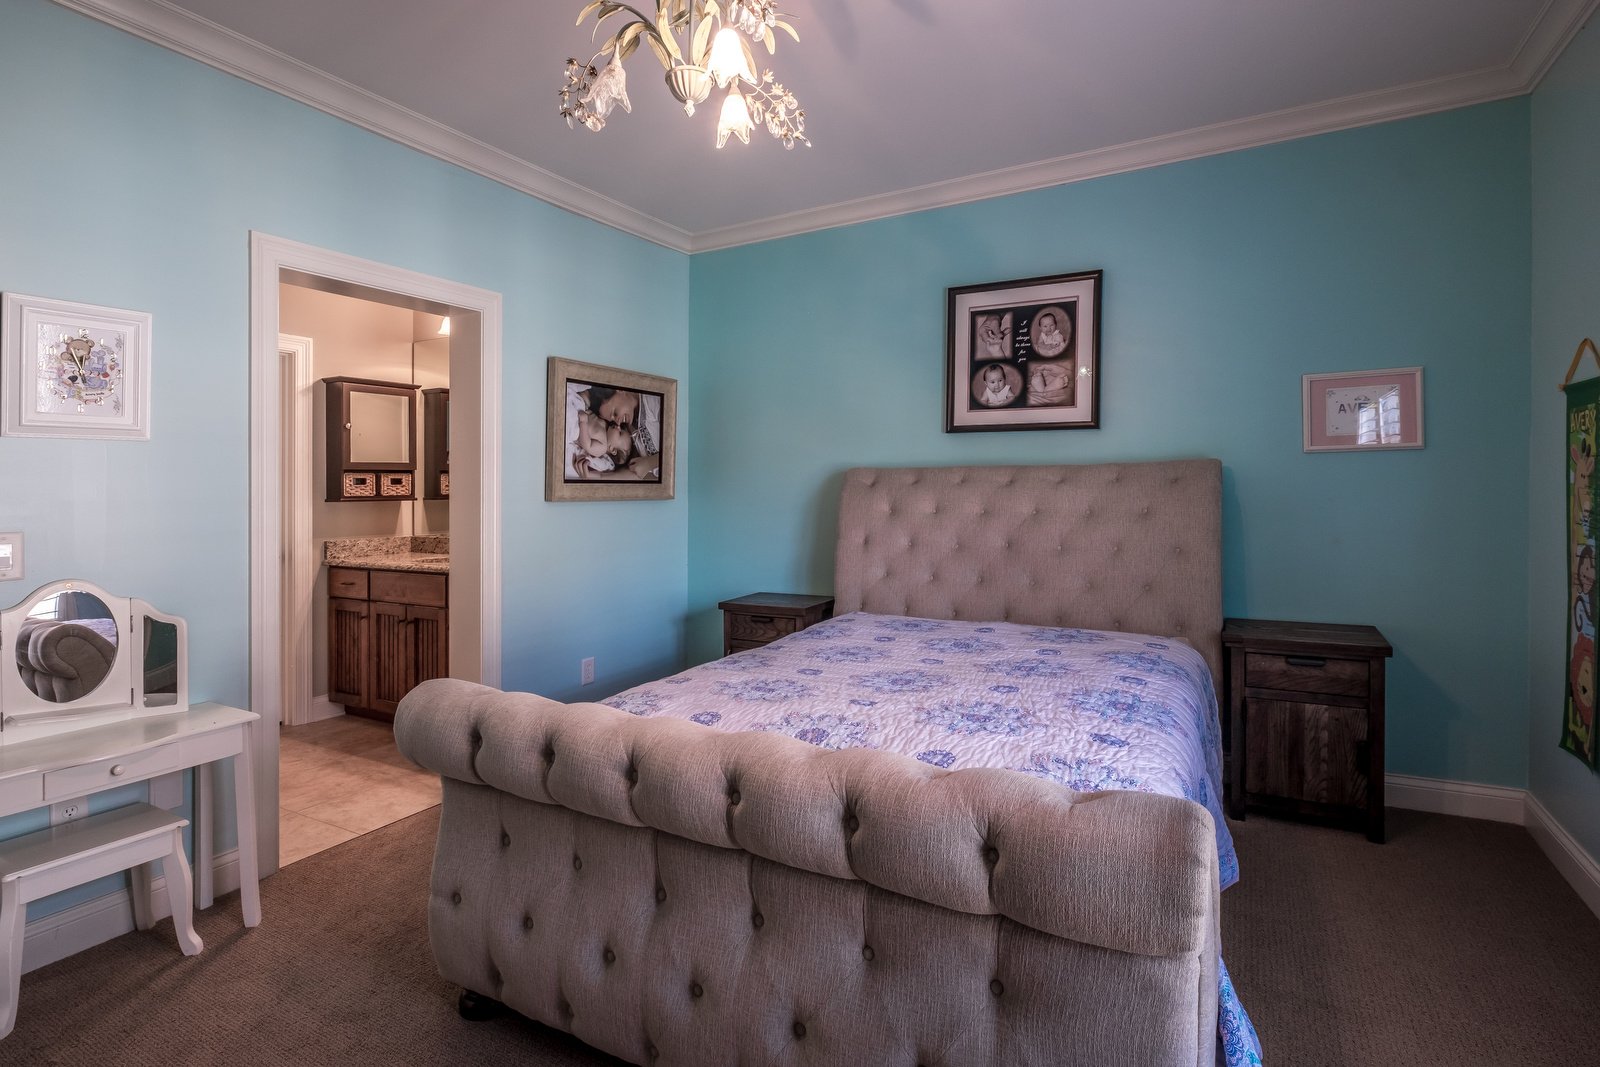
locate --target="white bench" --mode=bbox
[0,802,201,1038]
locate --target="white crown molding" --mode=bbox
[1511,0,1600,87]
[49,0,695,253]
[51,0,1599,252]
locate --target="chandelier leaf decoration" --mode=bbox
[559,1,810,149]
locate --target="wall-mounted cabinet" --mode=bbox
[323,377,419,502]
[423,388,449,499]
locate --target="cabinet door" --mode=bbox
[1245,698,1369,807]
[328,597,370,708]
[369,600,411,716]
[409,605,449,687]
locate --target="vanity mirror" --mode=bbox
[0,579,188,745]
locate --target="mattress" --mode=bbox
[606,611,1262,1064]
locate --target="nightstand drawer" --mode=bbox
[43,742,184,800]
[1245,652,1367,697]
[727,613,799,644]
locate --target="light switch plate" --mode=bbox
[0,532,21,582]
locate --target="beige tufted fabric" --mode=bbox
[833,460,1224,694]
[397,678,1221,1067]
[14,619,116,702]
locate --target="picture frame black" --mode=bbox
[944,270,1102,433]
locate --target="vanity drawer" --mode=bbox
[370,571,447,607]
[1245,653,1368,698]
[727,613,799,644]
[43,742,184,800]
[328,567,369,599]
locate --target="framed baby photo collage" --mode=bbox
[944,270,1101,432]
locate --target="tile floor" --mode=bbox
[278,714,441,866]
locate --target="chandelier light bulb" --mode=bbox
[706,26,755,88]
[716,87,754,148]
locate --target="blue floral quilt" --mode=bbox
[605,611,1262,1066]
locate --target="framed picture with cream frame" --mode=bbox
[545,356,677,501]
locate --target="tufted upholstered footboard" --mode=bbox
[396,678,1221,1067]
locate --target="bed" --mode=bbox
[396,459,1261,1066]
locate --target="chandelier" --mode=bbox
[559,1,809,149]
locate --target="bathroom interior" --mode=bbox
[277,281,451,866]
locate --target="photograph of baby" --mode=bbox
[565,379,663,483]
[1030,305,1072,358]
[947,269,1100,432]
[965,298,1079,412]
[974,312,1013,361]
[970,363,1023,408]
[546,356,678,501]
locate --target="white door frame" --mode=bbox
[277,333,315,728]
[250,232,503,874]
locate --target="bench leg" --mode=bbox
[162,829,203,956]
[0,879,23,1039]
[131,860,155,931]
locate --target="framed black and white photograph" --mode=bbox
[545,356,677,501]
[945,270,1101,432]
[1,293,152,440]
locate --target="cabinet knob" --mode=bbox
[344,422,353,431]
[110,763,126,777]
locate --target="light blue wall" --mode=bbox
[1530,16,1600,863]
[0,0,689,916]
[688,101,1533,787]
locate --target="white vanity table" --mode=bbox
[0,580,260,1039]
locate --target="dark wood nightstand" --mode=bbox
[718,593,835,655]
[1222,618,1393,842]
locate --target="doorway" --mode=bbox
[249,233,502,878]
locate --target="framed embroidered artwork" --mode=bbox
[1,293,152,440]
[945,270,1102,432]
[545,356,677,501]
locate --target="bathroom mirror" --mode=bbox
[324,377,419,502]
[0,579,189,744]
[350,390,412,465]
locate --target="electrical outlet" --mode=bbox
[581,657,595,685]
[51,797,88,826]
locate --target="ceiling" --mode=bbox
[57,0,1597,251]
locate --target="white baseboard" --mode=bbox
[22,848,241,974]
[303,695,345,725]
[1384,773,1527,824]
[1524,794,1600,921]
[1383,773,1600,922]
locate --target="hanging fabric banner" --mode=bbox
[1564,376,1600,766]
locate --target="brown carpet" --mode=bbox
[7,806,1598,1066]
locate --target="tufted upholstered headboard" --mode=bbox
[834,460,1223,691]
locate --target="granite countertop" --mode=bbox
[324,536,449,575]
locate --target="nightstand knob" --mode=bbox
[110,764,126,777]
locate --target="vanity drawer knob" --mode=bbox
[110,764,126,777]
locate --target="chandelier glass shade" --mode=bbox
[559,1,809,149]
